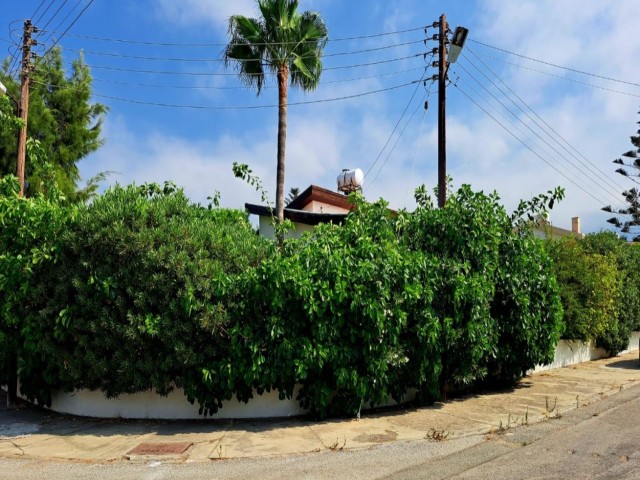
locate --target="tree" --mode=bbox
[285,186,300,206]
[0,48,107,200]
[224,0,328,227]
[602,110,640,241]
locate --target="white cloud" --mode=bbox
[154,0,256,29]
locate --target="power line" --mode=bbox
[30,0,49,22]
[32,0,58,25]
[452,81,610,206]
[36,24,428,47]
[37,0,70,34]
[51,38,425,63]
[364,55,435,185]
[469,50,640,99]
[41,0,95,58]
[404,106,429,207]
[31,77,420,110]
[468,38,640,89]
[464,47,629,194]
[88,66,426,91]
[36,0,85,52]
[456,57,624,206]
[60,53,423,77]
[367,89,427,192]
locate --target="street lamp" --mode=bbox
[447,26,469,64]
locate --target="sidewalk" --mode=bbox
[1,352,639,464]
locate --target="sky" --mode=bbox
[2,0,640,234]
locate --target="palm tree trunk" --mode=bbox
[276,65,288,233]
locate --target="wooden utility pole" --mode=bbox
[437,13,447,208]
[16,19,35,198]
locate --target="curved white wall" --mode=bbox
[49,386,307,420]
[41,332,640,420]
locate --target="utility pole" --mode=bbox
[16,19,36,198]
[437,13,447,208]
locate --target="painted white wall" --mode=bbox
[48,386,307,420]
[532,331,640,373]
[304,200,350,214]
[258,215,315,239]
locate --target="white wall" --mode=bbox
[41,332,640,420]
[258,215,315,239]
[48,386,307,420]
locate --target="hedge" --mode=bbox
[1,179,564,418]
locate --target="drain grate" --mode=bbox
[127,442,193,455]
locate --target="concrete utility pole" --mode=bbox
[16,19,35,198]
[437,13,447,208]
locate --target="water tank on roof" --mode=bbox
[337,168,364,194]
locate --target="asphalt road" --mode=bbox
[2,382,640,479]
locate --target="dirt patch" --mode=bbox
[352,429,398,443]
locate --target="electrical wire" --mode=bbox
[41,0,95,59]
[31,77,420,110]
[468,38,640,89]
[59,53,423,77]
[404,106,429,207]
[33,0,58,25]
[37,0,70,35]
[30,0,49,23]
[469,50,640,99]
[88,66,426,91]
[464,47,629,194]
[456,57,624,206]
[36,0,85,52]
[52,38,425,63]
[367,88,428,193]
[364,55,435,187]
[452,80,611,206]
[35,25,428,47]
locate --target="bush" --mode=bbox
[581,231,640,352]
[9,182,269,407]
[232,186,562,417]
[546,235,624,351]
[3,180,563,418]
[0,176,72,393]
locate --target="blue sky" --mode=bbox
[3,0,640,234]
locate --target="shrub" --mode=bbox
[546,235,623,350]
[0,176,72,395]
[3,180,563,418]
[12,182,269,407]
[581,231,640,352]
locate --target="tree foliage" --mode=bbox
[603,110,640,241]
[224,0,328,226]
[0,48,107,201]
[546,236,621,345]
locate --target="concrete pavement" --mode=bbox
[1,352,639,464]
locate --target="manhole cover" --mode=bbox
[127,442,192,455]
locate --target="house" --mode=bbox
[245,185,354,239]
[533,216,583,239]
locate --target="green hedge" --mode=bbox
[546,231,640,354]
[1,180,564,418]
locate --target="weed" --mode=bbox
[425,428,450,442]
[213,444,225,460]
[327,437,346,451]
[544,396,561,419]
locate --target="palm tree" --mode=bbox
[224,0,328,226]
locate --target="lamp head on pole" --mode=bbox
[448,26,469,64]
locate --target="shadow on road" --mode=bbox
[603,358,640,370]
